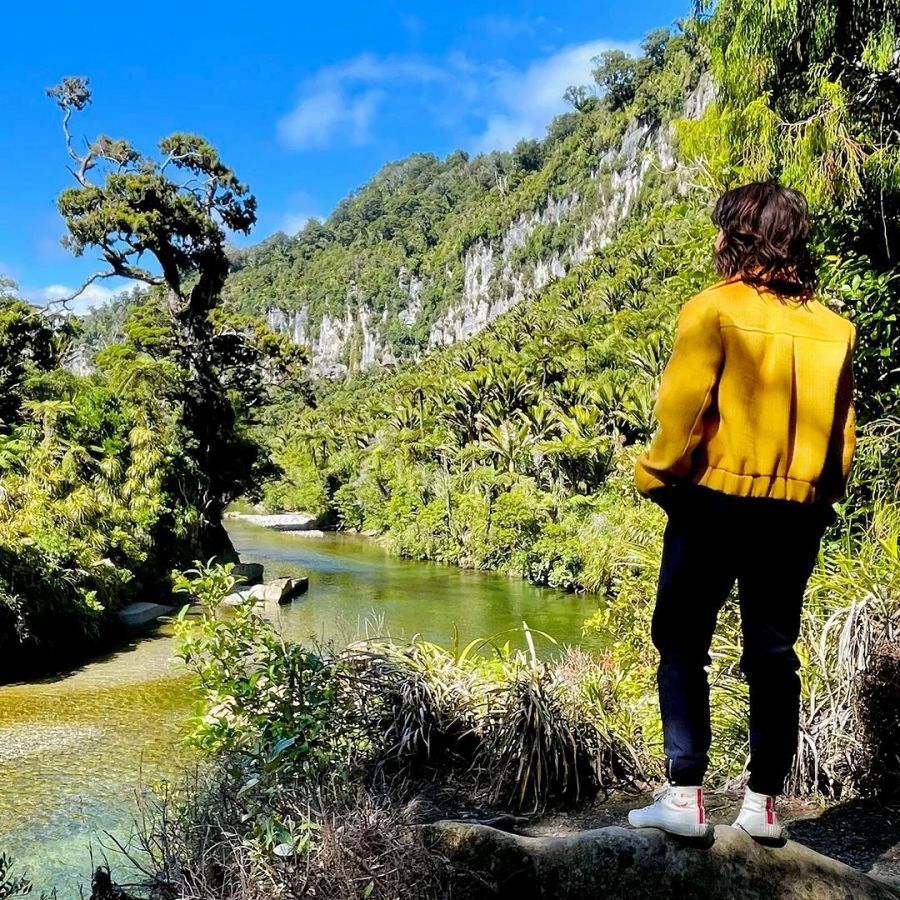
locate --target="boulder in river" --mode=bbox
[260,576,310,604]
[422,820,900,899]
[232,562,264,585]
[221,576,310,606]
[220,586,257,607]
[117,602,174,629]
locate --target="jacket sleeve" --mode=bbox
[820,326,857,504]
[634,294,723,496]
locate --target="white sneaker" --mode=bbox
[731,788,785,840]
[627,784,710,837]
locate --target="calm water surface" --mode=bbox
[0,523,599,895]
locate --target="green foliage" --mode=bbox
[481,664,600,812]
[683,0,900,256]
[260,202,713,586]
[0,294,197,676]
[0,79,305,675]
[0,287,64,425]
[173,564,353,781]
[592,49,639,110]
[0,854,36,900]
[817,252,900,420]
[176,584,646,812]
[49,77,302,558]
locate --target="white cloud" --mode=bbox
[278,87,382,150]
[473,39,640,152]
[40,282,127,315]
[276,39,640,155]
[277,54,449,150]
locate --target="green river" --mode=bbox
[0,522,599,896]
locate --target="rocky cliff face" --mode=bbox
[262,74,715,376]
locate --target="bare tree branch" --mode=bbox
[39,269,119,313]
[58,109,97,188]
[60,106,79,165]
[160,151,192,175]
[101,252,166,287]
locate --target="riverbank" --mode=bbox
[0,512,315,685]
[92,611,900,900]
[0,606,143,685]
[1,520,597,895]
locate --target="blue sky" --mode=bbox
[3,0,689,311]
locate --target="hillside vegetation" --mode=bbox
[249,0,900,802]
[261,1,900,573]
[222,25,704,371]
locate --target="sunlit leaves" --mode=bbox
[684,0,900,211]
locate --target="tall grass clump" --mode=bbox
[791,499,900,796]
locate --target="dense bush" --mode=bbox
[0,295,302,676]
[0,298,184,675]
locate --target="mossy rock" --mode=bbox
[422,821,900,900]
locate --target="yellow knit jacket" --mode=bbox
[634,277,857,505]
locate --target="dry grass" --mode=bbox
[857,639,900,800]
[110,770,452,900]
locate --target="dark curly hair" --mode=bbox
[712,181,816,300]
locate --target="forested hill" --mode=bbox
[221,27,709,375]
[258,0,900,560]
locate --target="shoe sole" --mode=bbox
[732,822,785,841]
[628,812,711,837]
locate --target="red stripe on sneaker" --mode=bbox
[766,796,774,826]
[697,789,705,825]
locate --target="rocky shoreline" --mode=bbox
[225,510,329,537]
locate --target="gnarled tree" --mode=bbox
[47,76,298,558]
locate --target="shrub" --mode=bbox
[0,854,38,900]
[856,640,900,799]
[173,565,358,781]
[480,668,600,812]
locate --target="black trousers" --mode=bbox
[650,484,834,796]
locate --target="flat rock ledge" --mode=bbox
[422,821,900,900]
[221,576,310,606]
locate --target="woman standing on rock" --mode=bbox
[628,182,856,840]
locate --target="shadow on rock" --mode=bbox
[423,820,900,899]
[787,799,900,875]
